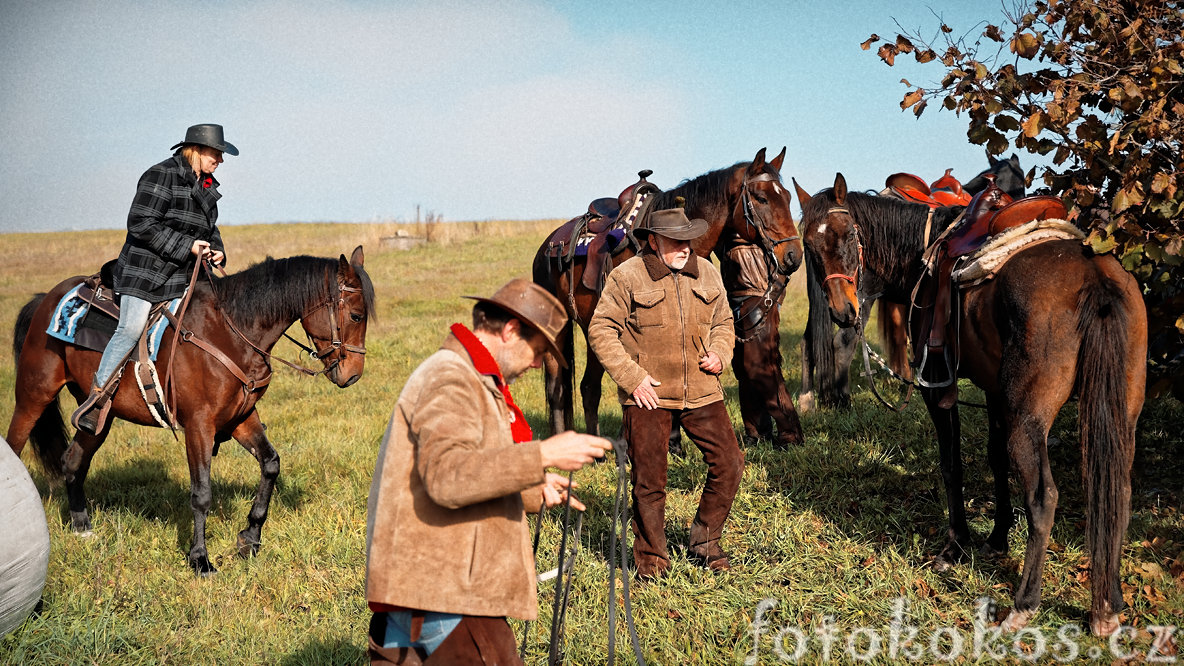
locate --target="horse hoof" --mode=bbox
[979,542,1007,559]
[1001,608,1035,632]
[931,558,953,573]
[190,557,218,577]
[72,529,95,539]
[236,533,261,559]
[1089,612,1121,637]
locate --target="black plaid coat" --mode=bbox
[112,153,225,302]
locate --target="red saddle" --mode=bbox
[884,170,973,209]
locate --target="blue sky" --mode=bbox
[0,1,1021,233]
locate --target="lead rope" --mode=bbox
[607,437,646,666]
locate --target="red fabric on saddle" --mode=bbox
[988,195,1067,236]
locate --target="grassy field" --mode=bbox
[1,222,1181,665]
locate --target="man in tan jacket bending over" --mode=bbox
[589,207,744,581]
[365,278,610,664]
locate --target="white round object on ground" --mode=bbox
[0,436,50,637]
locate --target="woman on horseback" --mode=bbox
[71,123,237,435]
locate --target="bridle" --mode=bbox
[818,205,864,290]
[740,172,801,277]
[283,277,368,375]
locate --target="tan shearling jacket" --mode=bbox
[365,333,546,620]
[589,251,734,409]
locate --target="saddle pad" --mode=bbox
[951,219,1085,286]
[574,228,625,257]
[46,284,180,361]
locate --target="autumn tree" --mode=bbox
[864,0,1184,398]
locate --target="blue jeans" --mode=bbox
[94,294,153,388]
[380,611,462,655]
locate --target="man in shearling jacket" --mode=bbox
[588,208,745,581]
[365,278,610,665]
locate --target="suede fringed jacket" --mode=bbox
[365,333,546,620]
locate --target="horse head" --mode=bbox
[794,173,862,328]
[729,147,804,276]
[967,152,1025,199]
[300,245,374,388]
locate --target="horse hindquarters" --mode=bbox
[1074,266,1145,636]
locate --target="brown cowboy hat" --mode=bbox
[170,123,239,156]
[635,207,708,241]
[465,278,569,368]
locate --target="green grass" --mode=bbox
[1,222,1181,664]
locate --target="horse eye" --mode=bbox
[754,194,768,204]
[350,313,363,323]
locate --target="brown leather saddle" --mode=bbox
[884,169,973,209]
[912,177,1068,407]
[545,170,661,292]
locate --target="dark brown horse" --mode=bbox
[6,247,374,575]
[798,154,1026,411]
[532,148,804,443]
[797,173,1145,636]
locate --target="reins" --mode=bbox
[201,259,366,378]
[523,438,646,666]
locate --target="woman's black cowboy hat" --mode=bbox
[170,124,239,156]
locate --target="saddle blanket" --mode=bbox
[952,219,1086,286]
[46,284,180,361]
[573,228,626,256]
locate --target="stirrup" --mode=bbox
[71,389,111,435]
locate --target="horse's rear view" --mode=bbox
[797,175,1146,637]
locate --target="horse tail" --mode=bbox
[12,293,68,480]
[1075,276,1135,615]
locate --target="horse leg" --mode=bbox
[61,427,111,535]
[731,339,770,446]
[184,424,218,575]
[231,412,280,559]
[924,394,970,571]
[579,340,605,437]
[982,393,1013,557]
[831,326,858,408]
[1000,413,1059,632]
[798,335,816,415]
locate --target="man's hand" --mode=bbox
[698,351,723,375]
[631,374,661,410]
[539,431,611,471]
[540,472,586,510]
[208,249,225,267]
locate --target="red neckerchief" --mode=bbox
[450,323,533,443]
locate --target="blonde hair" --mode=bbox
[180,145,220,174]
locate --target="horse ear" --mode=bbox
[987,150,999,166]
[834,173,848,204]
[749,147,768,175]
[792,177,811,207]
[351,245,365,267]
[770,146,786,173]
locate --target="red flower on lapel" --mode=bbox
[203,177,212,188]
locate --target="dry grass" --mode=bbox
[1,223,1181,665]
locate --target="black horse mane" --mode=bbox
[208,255,376,325]
[803,188,965,290]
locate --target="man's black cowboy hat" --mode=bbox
[170,124,239,156]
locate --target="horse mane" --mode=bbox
[209,255,376,324]
[803,188,963,292]
[652,159,778,212]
